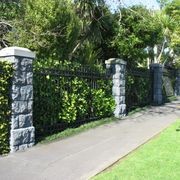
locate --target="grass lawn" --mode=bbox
[93,120,180,180]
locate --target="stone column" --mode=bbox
[150,63,163,105]
[175,69,180,96]
[105,58,127,118]
[0,47,35,152]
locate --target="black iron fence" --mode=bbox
[162,68,176,102]
[126,68,152,112]
[33,65,113,139]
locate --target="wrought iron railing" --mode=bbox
[162,68,176,101]
[126,68,152,112]
[33,65,113,139]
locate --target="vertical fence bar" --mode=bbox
[0,47,35,152]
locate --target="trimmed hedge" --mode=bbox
[0,61,13,155]
[33,62,115,137]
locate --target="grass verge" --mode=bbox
[38,117,119,144]
[93,119,180,180]
[127,106,149,116]
[166,96,177,102]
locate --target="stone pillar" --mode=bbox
[150,63,163,105]
[175,69,180,96]
[105,58,127,118]
[0,47,35,152]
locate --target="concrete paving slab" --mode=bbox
[0,100,180,180]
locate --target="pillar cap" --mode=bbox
[150,63,162,68]
[0,46,35,59]
[105,58,127,65]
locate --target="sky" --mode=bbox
[106,0,160,10]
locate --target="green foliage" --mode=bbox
[33,62,115,137]
[156,0,170,9]
[0,0,20,20]
[0,0,21,49]
[112,6,163,67]
[59,78,89,123]
[92,83,115,117]
[7,0,81,61]
[72,1,113,64]
[0,61,13,155]
[165,0,180,55]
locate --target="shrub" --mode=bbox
[0,61,13,155]
[33,62,115,137]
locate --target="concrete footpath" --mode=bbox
[0,100,180,180]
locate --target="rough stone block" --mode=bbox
[18,144,28,151]
[28,101,33,112]
[114,96,125,105]
[10,145,19,153]
[112,87,125,96]
[12,101,28,114]
[13,57,20,70]
[112,87,120,96]
[120,80,125,87]
[10,129,29,146]
[11,127,35,147]
[22,129,30,144]
[13,71,27,85]
[19,114,32,128]
[13,57,32,72]
[114,104,126,118]
[20,85,33,100]
[120,64,126,71]
[120,87,125,95]
[12,85,33,101]
[115,64,122,73]
[10,128,35,153]
[11,115,19,129]
[113,73,125,80]
[11,85,20,100]
[113,79,125,87]
[20,58,33,72]
[113,73,120,79]
[27,72,33,84]
[29,127,35,143]
[28,142,35,148]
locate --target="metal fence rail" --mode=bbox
[126,68,152,112]
[33,65,112,139]
[162,68,176,101]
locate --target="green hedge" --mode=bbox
[33,62,115,137]
[0,61,13,155]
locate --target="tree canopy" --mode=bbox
[0,0,179,67]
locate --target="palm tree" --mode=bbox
[70,0,106,58]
